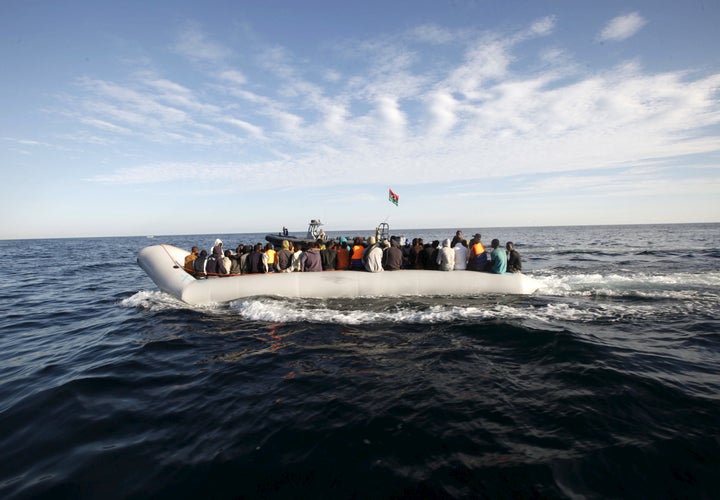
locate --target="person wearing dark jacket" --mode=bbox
[193,250,208,278]
[246,243,267,274]
[382,239,404,270]
[212,239,227,275]
[423,241,439,270]
[506,242,522,273]
[321,240,337,270]
[301,242,323,272]
[275,240,294,272]
[410,238,425,269]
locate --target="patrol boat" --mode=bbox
[265,219,325,247]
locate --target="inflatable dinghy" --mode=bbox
[137,244,540,305]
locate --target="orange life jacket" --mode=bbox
[351,245,364,260]
[471,242,485,256]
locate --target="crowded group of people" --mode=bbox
[183,230,522,278]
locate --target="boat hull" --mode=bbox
[264,234,317,247]
[137,244,540,305]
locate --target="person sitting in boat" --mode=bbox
[336,237,351,270]
[486,239,508,274]
[382,238,403,271]
[321,240,337,270]
[362,236,384,273]
[453,239,469,270]
[274,240,293,272]
[436,238,456,271]
[184,246,199,273]
[506,242,522,273]
[238,246,251,274]
[247,243,268,274]
[211,239,227,275]
[265,243,277,272]
[467,233,488,271]
[229,244,244,274]
[290,243,304,272]
[282,226,289,236]
[350,237,366,270]
[451,230,465,248]
[193,250,208,278]
[301,241,323,272]
[222,250,233,275]
[409,238,425,269]
[423,240,439,270]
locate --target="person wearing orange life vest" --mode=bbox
[350,237,366,270]
[467,233,488,271]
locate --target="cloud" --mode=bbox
[72,17,720,196]
[174,24,230,62]
[598,12,647,42]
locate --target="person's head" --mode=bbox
[327,240,335,248]
[383,240,391,248]
[432,240,439,248]
[455,230,462,238]
[491,238,500,248]
[214,239,223,247]
[506,241,515,251]
[255,243,263,251]
[225,249,232,257]
[191,246,199,255]
[236,244,244,253]
[281,240,290,250]
[265,243,274,251]
[473,233,482,242]
[199,250,207,257]
[368,236,376,246]
[443,238,451,247]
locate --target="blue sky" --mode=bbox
[1,0,719,239]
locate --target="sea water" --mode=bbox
[1,223,719,498]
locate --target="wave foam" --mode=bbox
[121,290,220,313]
[227,297,682,325]
[533,271,720,299]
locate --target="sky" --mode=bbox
[1,0,719,239]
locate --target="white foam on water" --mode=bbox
[226,297,636,325]
[121,290,222,313]
[532,271,720,299]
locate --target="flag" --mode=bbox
[388,188,399,206]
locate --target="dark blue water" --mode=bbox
[1,223,719,498]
